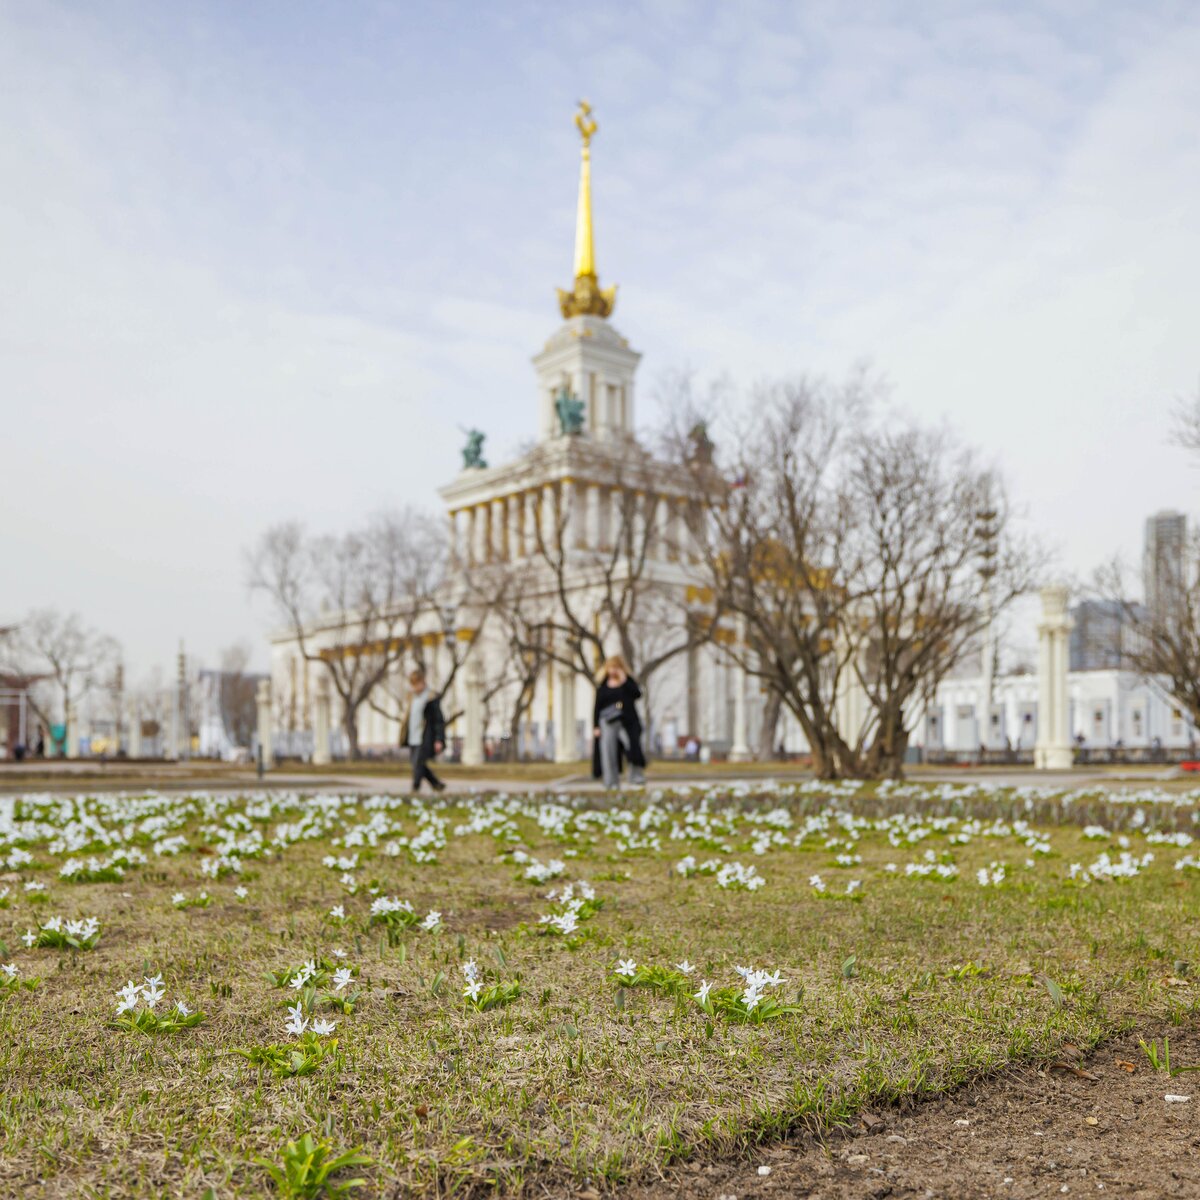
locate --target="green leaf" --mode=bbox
[1040,974,1063,1008]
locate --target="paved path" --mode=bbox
[1,759,1188,796]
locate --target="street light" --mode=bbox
[975,490,999,754]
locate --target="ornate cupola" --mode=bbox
[534,103,640,443]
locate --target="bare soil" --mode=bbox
[632,1024,1200,1200]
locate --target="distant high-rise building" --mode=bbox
[1069,600,1127,671]
[1143,510,1187,624]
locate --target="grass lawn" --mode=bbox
[2,781,1198,1197]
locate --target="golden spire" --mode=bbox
[557,100,617,319]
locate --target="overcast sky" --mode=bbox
[3,1,1198,679]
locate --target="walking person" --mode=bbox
[401,668,446,793]
[591,655,646,790]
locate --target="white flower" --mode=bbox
[616,958,638,977]
[808,874,826,893]
[420,910,442,931]
[115,980,142,1014]
[21,930,36,948]
[172,892,185,905]
[174,1000,191,1017]
[332,948,346,959]
[311,1017,336,1036]
[284,1003,308,1036]
[331,967,354,991]
[464,980,483,1002]
[329,904,345,919]
[675,960,695,975]
[0,964,17,980]
[234,886,248,899]
[695,980,713,1004]
[142,975,166,1008]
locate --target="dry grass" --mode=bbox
[1,782,1198,1197]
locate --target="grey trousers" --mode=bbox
[599,722,644,789]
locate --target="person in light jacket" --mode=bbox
[400,668,446,793]
[591,655,646,790]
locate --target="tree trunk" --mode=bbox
[343,708,359,760]
[756,690,782,761]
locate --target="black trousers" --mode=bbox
[411,745,442,792]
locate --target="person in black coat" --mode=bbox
[401,668,446,793]
[592,655,646,789]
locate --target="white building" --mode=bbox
[267,105,759,763]
[924,667,1195,757]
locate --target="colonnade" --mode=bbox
[448,483,693,565]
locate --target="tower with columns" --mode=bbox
[268,104,758,764]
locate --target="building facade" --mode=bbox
[267,106,759,762]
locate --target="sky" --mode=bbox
[2,0,1199,679]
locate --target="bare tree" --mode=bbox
[1,609,120,737]
[464,563,552,758]
[678,376,1040,779]
[473,439,721,751]
[840,428,1041,777]
[247,509,451,758]
[682,378,864,777]
[218,642,260,748]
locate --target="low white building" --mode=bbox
[923,669,1196,755]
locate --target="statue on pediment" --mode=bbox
[461,429,487,470]
[555,385,586,436]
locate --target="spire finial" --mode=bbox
[557,100,617,319]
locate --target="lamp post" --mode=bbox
[975,494,999,755]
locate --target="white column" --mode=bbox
[554,664,578,762]
[541,483,558,549]
[465,507,477,564]
[256,679,273,768]
[609,487,624,552]
[728,622,751,761]
[585,483,601,550]
[470,505,484,563]
[560,480,580,550]
[462,661,484,766]
[524,491,539,556]
[659,494,675,560]
[312,678,332,764]
[65,701,79,759]
[1055,620,1071,745]
[506,494,521,560]
[631,491,647,555]
[834,638,866,749]
[1035,585,1073,770]
[491,498,505,560]
[1004,689,1019,751]
[126,700,142,758]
